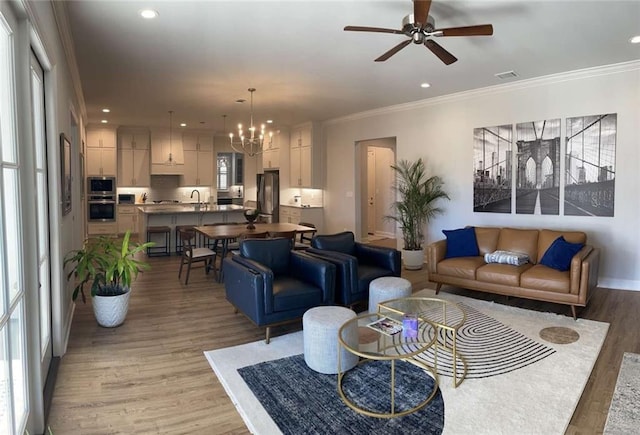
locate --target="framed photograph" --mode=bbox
[60,133,72,215]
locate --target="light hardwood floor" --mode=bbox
[48,241,640,434]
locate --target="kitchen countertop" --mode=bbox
[138,204,247,214]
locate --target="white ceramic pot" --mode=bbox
[402,249,425,270]
[92,288,131,328]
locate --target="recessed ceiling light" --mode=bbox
[420,83,431,88]
[102,108,110,113]
[140,9,158,19]
[180,123,186,127]
[630,35,640,44]
[101,120,108,124]
[266,120,273,124]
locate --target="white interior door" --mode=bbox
[30,51,52,389]
[367,150,376,234]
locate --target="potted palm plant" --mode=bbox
[64,231,154,327]
[386,158,450,270]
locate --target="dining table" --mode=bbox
[193,222,317,282]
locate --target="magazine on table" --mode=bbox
[367,317,402,336]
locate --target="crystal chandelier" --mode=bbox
[229,88,272,157]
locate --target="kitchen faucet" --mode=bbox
[190,189,200,204]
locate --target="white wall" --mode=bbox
[323,62,640,290]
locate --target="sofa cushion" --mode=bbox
[520,264,571,293]
[537,230,587,264]
[484,250,530,266]
[477,263,533,287]
[474,227,501,256]
[496,228,539,264]
[539,236,584,272]
[443,227,480,258]
[436,256,486,280]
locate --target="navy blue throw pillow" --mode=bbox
[539,236,584,272]
[443,227,480,258]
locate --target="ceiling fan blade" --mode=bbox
[413,0,432,29]
[436,24,494,37]
[375,39,412,62]
[344,26,403,35]
[424,39,457,65]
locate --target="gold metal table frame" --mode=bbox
[337,313,440,418]
[378,296,468,388]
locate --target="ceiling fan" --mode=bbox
[344,0,493,65]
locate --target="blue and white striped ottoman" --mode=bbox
[303,306,358,374]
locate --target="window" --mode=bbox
[217,153,231,191]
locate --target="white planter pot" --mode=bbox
[92,289,131,328]
[402,249,425,270]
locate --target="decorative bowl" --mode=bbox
[244,209,259,229]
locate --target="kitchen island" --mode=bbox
[138,204,248,254]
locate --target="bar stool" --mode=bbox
[175,225,195,254]
[146,226,171,257]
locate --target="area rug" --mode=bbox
[604,352,640,434]
[205,289,609,434]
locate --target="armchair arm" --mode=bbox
[290,252,336,304]
[222,257,270,324]
[579,247,599,304]
[426,239,447,275]
[354,243,401,276]
[306,248,359,305]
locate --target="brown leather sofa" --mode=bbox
[426,227,600,318]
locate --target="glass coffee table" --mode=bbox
[378,297,467,388]
[337,312,440,418]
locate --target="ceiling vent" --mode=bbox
[494,70,519,80]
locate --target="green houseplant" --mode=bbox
[64,230,154,327]
[386,158,450,269]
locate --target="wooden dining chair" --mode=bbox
[178,229,217,285]
[296,222,317,250]
[229,231,269,255]
[268,230,297,249]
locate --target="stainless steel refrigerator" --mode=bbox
[257,170,279,223]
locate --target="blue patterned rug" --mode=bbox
[238,354,444,435]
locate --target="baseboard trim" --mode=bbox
[598,278,640,292]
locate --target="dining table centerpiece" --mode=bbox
[244,208,260,229]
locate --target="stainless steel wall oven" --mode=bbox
[87,195,116,222]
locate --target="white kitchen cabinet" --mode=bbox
[86,126,117,176]
[289,122,322,188]
[87,222,118,236]
[86,146,117,176]
[117,205,139,235]
[150,128,184,175]
[262,129,283,170]
[86,127,116,149]
[182,132,214,186]
[118,128,150,186]
[279,206,324,232]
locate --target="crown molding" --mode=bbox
[50,0,87,123]
[326,60,640,125]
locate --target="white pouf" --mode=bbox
[303,306,359,374]
[368,276,412,313]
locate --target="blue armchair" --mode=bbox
[223,237,336,343]
[306,231,401,307]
